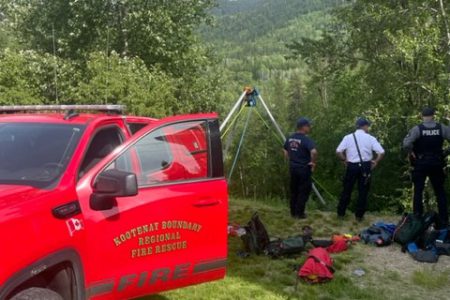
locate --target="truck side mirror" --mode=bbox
[90,169,138,211]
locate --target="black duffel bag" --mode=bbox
[265,236,305,258]
[241,212,270,255]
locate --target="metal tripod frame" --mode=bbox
[220,90,326,205]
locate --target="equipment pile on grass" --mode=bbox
[227,206,450,296]
[230,212,360,286]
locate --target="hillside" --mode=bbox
[204,0,339,68]
[201,0,347,201]
[207,0,341,44]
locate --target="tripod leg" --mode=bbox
[220,91,247,132]
[312,183,326,205]
[258,95,286,142]
[223,103,243,158]
[228,108,253,182]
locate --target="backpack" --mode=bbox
[412,249,439,263]
[311,239,333,248]
[406,242,439,263]
[419,228,449,249]
[298,247,334,284]
[416,228,450,257]
[241,212,270,255]
[331,234,360,243]
[372,222,397,235]
[265,236,305,258]
[326,240,348,253]
[393,212,436,246]
[435,242,450,256]
[360,226,392,246]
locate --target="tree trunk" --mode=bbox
[318,77,329,108]
[117,1,129,56]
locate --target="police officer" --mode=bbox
[283,118,318,219]
[403,108,450,229]
[336,118,385,221]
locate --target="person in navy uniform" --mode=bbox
[283,118,318,219]
[336,118,385,222]
[403,107,450,229]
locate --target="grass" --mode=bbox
[411,270,450,290]
[146,198,450,300]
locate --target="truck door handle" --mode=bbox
[52,201,81,219]
[193,199,220,207]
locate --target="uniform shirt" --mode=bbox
[284,133,316,167]
[336,129,385,163]
[403,120,450,153]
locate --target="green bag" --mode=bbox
[393,213,436,245]
[265,236,305,258]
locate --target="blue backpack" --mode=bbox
[360,224,393,246]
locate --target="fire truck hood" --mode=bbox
[0,184,45,218]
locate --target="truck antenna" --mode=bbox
[52,23,59,104]
[105,27,110,104]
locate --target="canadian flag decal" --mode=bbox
[66,218,84,237]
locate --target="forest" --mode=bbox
[1,0,450,213]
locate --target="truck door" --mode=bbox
[77,114,227,300]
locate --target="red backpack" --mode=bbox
[298,247,334,283]
[327,239,348,253]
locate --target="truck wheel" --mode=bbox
[11,288,63,300]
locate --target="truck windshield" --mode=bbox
[0,123,85,189]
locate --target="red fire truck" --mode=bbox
[0,105,228,300]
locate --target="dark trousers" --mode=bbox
[290,166,312,217]
[337,162,372,218]
[412,163,449,228]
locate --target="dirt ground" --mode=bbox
[353,245,450,299]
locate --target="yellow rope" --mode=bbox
[254,108,284,144]
[221,105,246,139]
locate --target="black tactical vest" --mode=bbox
[413,123,444,159]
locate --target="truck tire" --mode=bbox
[11,288,63,300]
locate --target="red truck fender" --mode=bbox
[0,248,86,300]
